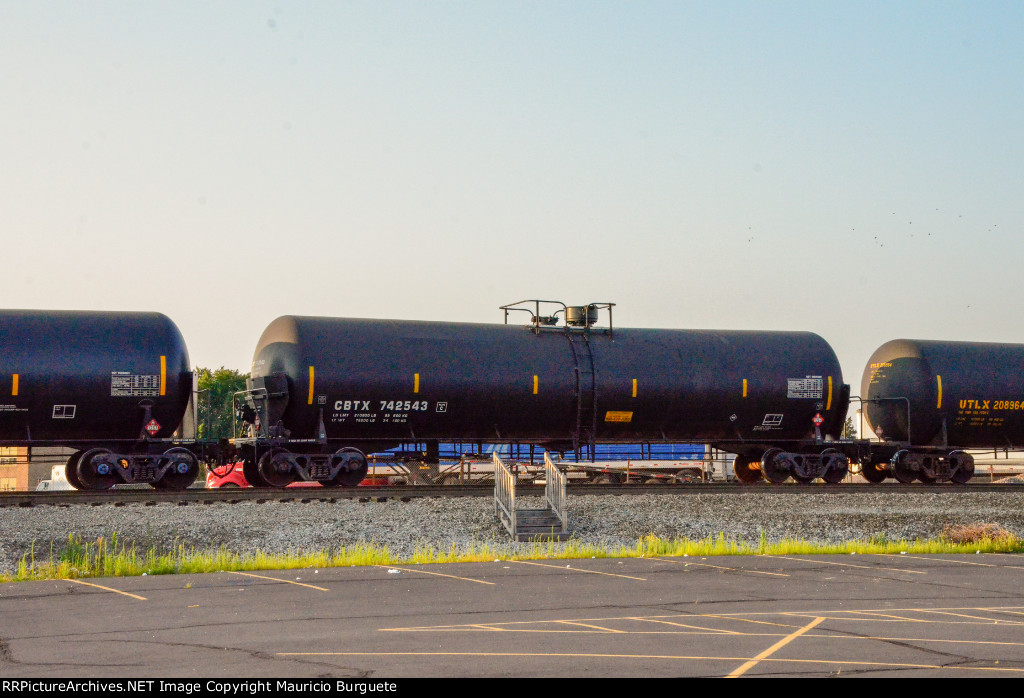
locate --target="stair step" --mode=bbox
[517,509,560,519]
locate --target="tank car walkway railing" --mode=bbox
[543,451,568,533]
[493,452,517,537]
[493,453,569,542]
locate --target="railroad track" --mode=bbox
[4,481,1024,508]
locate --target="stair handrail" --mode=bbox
[493,452,516,537]
[543,452,568,532]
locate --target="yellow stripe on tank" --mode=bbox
[826,376,832,411]
[308,366,315,405]
[743,379,748,398]
[533,375,539,395]
[160,356,166,397]
[12,374,18,396]
[937,375,942,409]
[414,373,420,394]
[632,378,637,398]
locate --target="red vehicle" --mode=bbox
[206,462,379,488]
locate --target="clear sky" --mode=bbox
[2,1,1022,396]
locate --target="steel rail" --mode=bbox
[3,481,1024,508]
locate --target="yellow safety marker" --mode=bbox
[65,578,147,601]
[11,374,18,397]
[308,366,315,405]
[826,376,833,410]
[374,565,494,586]
[654,557,789,577]
[160,356,166,396]
[742,379,748,398]
[632,378,638,398]
[937,375,943,409]
[511,559,646,581]
[230,570,328,591]
[533,375,539,395]
[414,373,420,394]
[726,616,824,678]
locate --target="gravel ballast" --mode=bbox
[2,491,1023,574]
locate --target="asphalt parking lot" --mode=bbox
[3,553,1024,677]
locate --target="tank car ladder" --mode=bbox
[493,452,569,542]
[566,333,598,461]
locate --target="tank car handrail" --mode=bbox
[851,395,912,444]
[499,300,616,337]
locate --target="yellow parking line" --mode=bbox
[633,617,743,635]
[984,608,1024,618]
[843,611,942,623]
[699,614,805,629]
[511,560,645,580]
[881,554,1003,569]
[66,579,146,601]
[229,571,329,591]
[375,565,494,586]
[277,650,1024,674]
[554,620,626,633]
[727,617,825,678]
[918,609,1023,624]
[655,557,788,577]
[769,555,926,574]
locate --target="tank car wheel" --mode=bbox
[64,452,85,490]
[733,458,761,483]
[949,450,975,485]
[760,448,790,484]
[821,448,850,484]
[821,469,846,484]
[77,448,118,490]
[242,457,268,487]
[258,448,296,488]
[323,447,369,488]
[891,450,916,484]
[861,461,888,483]
[155,448,199,490]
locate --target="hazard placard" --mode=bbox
[145,419,161,435]
[812,413,824,426]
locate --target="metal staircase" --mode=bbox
[493,452,569,542]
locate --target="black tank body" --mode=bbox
[250,315,846,447]
[0,310,192,442]
[863,338,1024,448]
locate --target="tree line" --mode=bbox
[195,367,248,440]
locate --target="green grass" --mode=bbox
[3,528,1021,583]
